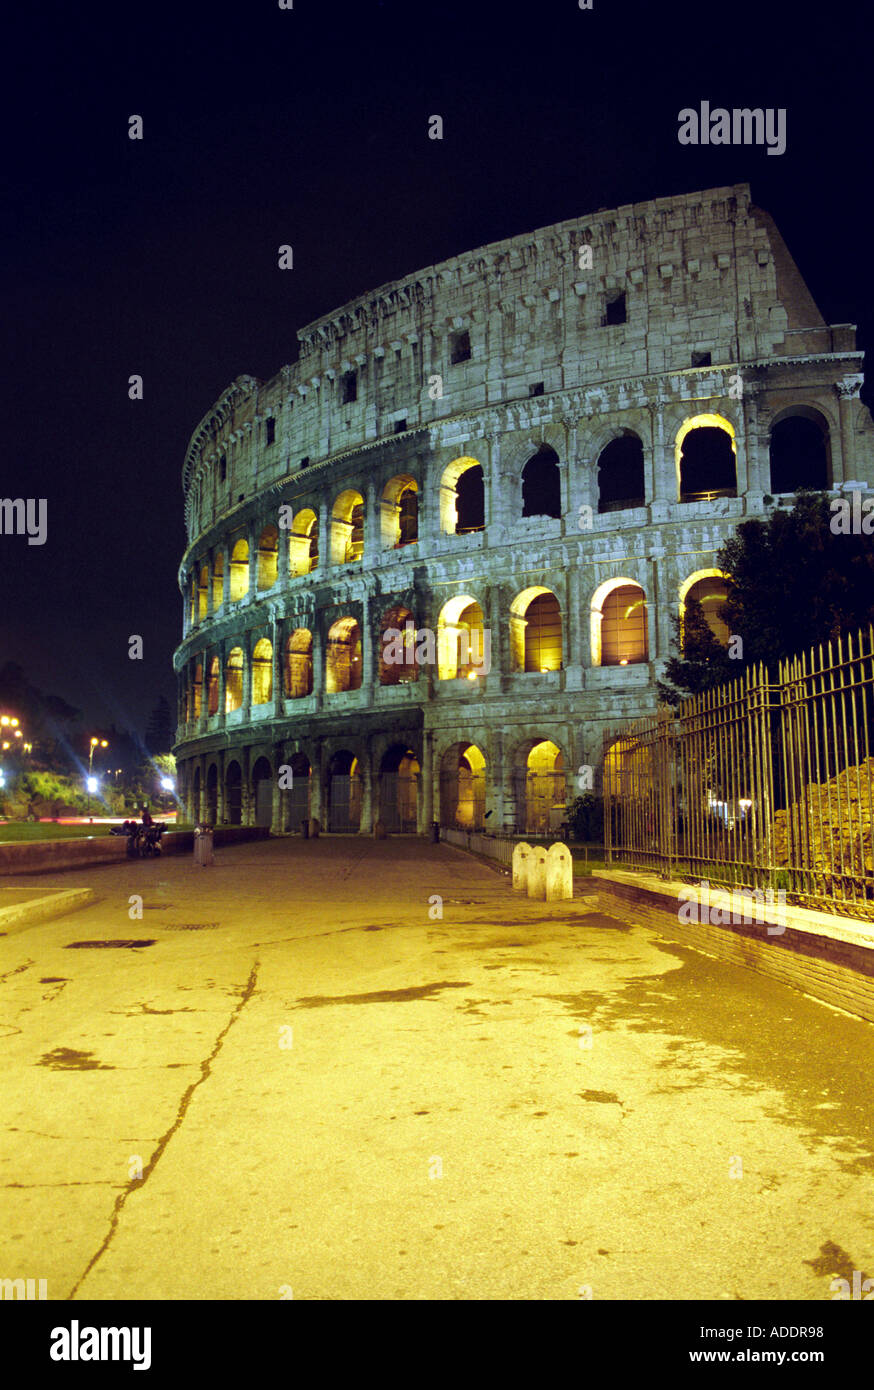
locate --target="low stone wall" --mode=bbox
[0,826,271,876]
[591,869,874,1024]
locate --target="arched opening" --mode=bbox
[521,447,561,519]
[192,662,203,719]
[379,745,420,832]
[597,433,645,512]
[206,763,218,824]
[331,489,365,565]
[212,553,224,611]
[225,760,242,825]
[327,750,362,832]
[206,656,220,715]
[591,580,648,666]
[680,571,731,649]
[437,595,487,680]
[225,647,244,712]
[509,587,562,672]
[197,565,209,621]
[439,743,486,830]
[229,538,249,600]
[284,629,313,698]
[769,409,831,493]
[191,766,201,823]
[251,755,273,828]
[676,414,737,502]
[440,457,485,534]
[188,575,197,627]
[379,605,419,685]
[381,475,419,548]
[289,509,319,577]
[257,525,279,590]
[286,752,311,830]
[251,638,273,705]
[519,740,565,835]
[326,618,362,693]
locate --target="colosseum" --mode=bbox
[173,181,874,836]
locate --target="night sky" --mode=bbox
[2,0,871,738]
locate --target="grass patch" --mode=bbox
[0,823,115,843]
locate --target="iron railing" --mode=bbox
[604,625,874,920]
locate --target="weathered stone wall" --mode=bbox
[172,183,874,835]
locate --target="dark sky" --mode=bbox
[2,0,872,739]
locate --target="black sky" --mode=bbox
[1,0,872,739]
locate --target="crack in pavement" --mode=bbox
[66,959,260,1300]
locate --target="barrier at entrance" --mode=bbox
[512,842,532,890]
[527,846,548,899]
[546,843,573,900]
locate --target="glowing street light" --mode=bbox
[160,777,175,792]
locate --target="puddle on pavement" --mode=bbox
[542,939,874,1175]
[295,980,472,1008]
[37,1047,115,1070]
[65,940,156,949]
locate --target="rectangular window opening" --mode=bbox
[603,293,627,327]
[450,329,471,364]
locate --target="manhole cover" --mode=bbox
[162,922,220,931]
[65,940,156,949]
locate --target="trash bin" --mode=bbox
[301,818,309,840]
[194,824,214,866]
[431,821,440,843]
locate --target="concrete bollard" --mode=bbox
[512,841,532,891]
[546,842,573,900]
[527,845,547,899]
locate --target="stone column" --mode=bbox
[216,644,227,726]
[271,612,283,710]
[311,737,324,824]
[221,542,231,609]
[359,744,374,834]
[741,385,766,494]
[487,582,503,678]
[311,621,324,706]
[277,517,291,587]
[650,398,673,503]
[565,564,583,688]
[365,481,378,563]
[360,592,373,694]
[241,635,253,714]
[836,376,864,484]
[247,525,259,598]
[216,750,226,825]
[420,730,434,833]
[272,739,284,834]
[315,498,329,577]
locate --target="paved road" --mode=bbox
[1,837,872,1300]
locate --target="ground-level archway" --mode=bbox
[225,760,242,825]
[251,756,273,828]
[439,743,486,829]
[327,750,362,832]
[513,739,565,834]
[378,745,420,832]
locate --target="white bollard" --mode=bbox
[512,841,532,891]
[546,842,573,900]
[527,846,547,899]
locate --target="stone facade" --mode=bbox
[173,182,874,834]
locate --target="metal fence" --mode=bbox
[604,625,874,920]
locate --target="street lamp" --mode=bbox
[86,739,107,819]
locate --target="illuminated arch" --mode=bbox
[229,538,249,601]
[257,525,279,590]
[225,647,244,712]
[212,553,224,611]
[197,565,209,621]
[326,617,362,693]
[439,742,486,829]
[381,475,419,547]
[206,656,220,715]
[509,587,562,672]
[284,629,313,698]
[439,456,484,534]
[289,508,318,577]
[675,413,737,502]
[251,638,273,704]
[192,662,203,719]
[679,569,731,648]
[436,594,486,680]
[590,578,648,666]
[379,605,418,685]
[331,490,364,565]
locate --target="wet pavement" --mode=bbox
[1,836,872,1300]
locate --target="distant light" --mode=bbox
[86,776,98,793]
[619,658,628,666]
[13,729,21,738]
[160,777,175,791]
[0,717,8,726]
[467,671,477,680]
[0,770,5,786]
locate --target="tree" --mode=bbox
[658,491,874,703]
[144,696,175,755]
